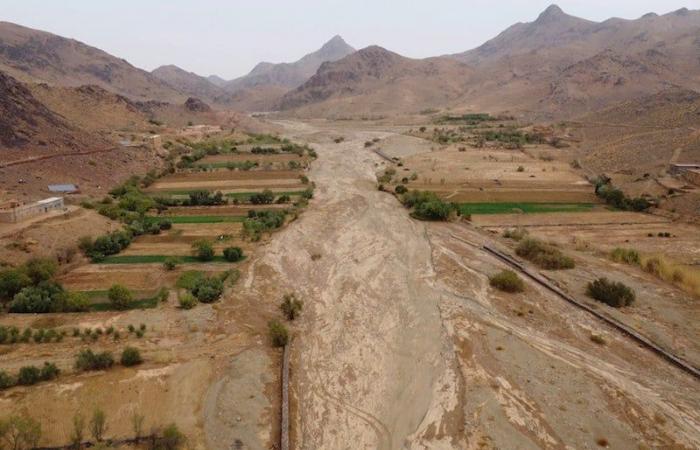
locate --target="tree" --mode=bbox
[24,258,58,284]
[223,247,244,262]
[268,320,289,347]
[9,282,68,313]
[163,257,180,271]
[90,409,107,442]
[108,284,133,310]
[131,412,145,442]
[0,415,41,450]
[191,277,223,303]
[17,366,41,386]
[0,269,31,303]
[280,293,303,320]
[192,240,215,262]
[70,413,85,449]
[160,424,185,450]
[121,347,143,367]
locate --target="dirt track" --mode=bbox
[251,120,700,449]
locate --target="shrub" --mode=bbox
[191,277,224,303]
[75,349,114,371]
[249,190,275,205]
[268,320,289,347]
[503,228,528,241]
[159,423,185,450]
[400,190,457,221]
[586,278,635,307]
[0,370,13,389]
[9,282,68,313]
[489,270,525,293]
[163,257,180,271]
[0,268,31,303]
[121,347,143,367]
[280,293,303,320]
[516,238,575,270]
[108,284,133,310]
[178,293,197,310]
[40,362,60,381]
[24,258,58,284]
[192,239,215,261]
[90,409,107,442]
[517,166,525,172]
[0,415,42,449]
[395,185,408,194]
[66,291,91,312]
[17,366,41,386]
[158,220,173,230]
[223,247,244,262]
[610,248,640,265]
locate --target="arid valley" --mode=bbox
[0,3,699,450]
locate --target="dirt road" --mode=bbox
[245,120,700,449]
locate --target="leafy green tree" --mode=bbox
[191,277,223,303]
[9,282,68,313]
[0,269,31,303]
[24,258,58,284]
[223,247,244,262]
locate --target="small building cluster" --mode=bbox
[0,197,65,223]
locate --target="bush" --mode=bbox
[516,238,575,270]
[40,362,60,381]
[0,268,32,303]
[9,282,68,313]
[223,247,244,262]
[66,291,91,312]
[17,366,41,386]
[395,185,407,194]
[0,370,13,389]
[192,239,215,261]
[249,190,275,205]
[191,277,224,303]
[108,284,133,310]
[159,423,186,450]
[280,293,303,320]
[121,347,143,367]
[75,349,114,371]
[586,278,635,307]
[178,293,197,310]
[489,270,525,293]
[24,258,58,284]
[163,257,180,271]
[503,228,528,241]
[610,248,640,265]
[268,320,289,347]
[401,190,458,221]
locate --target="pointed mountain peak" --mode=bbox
[319,35,354,54]
[535,4,566,22]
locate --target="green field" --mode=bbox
[99,255,231,264]
[147,215,245,224]
[458,202,597,215]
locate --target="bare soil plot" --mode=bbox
[150,179,306,191]
[153,170,303,182]
[397,146,597,203]
[200,153,306,164]
[474,211,700,265]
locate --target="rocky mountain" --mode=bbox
[224,35,356,92]
[151,65,231,105]
[279,46,472,116]
[0,21,185,102]
[207,74,228,87]
[281,5,700,118]
[0,70,100,151]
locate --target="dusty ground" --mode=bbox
[1,120,699,450]
[259,120,700,449]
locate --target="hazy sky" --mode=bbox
[2,0,698,79]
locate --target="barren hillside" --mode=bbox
[279,6,700,118]
[0,21,185,102]
[279,46,473,116]
[151,65,232,105]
